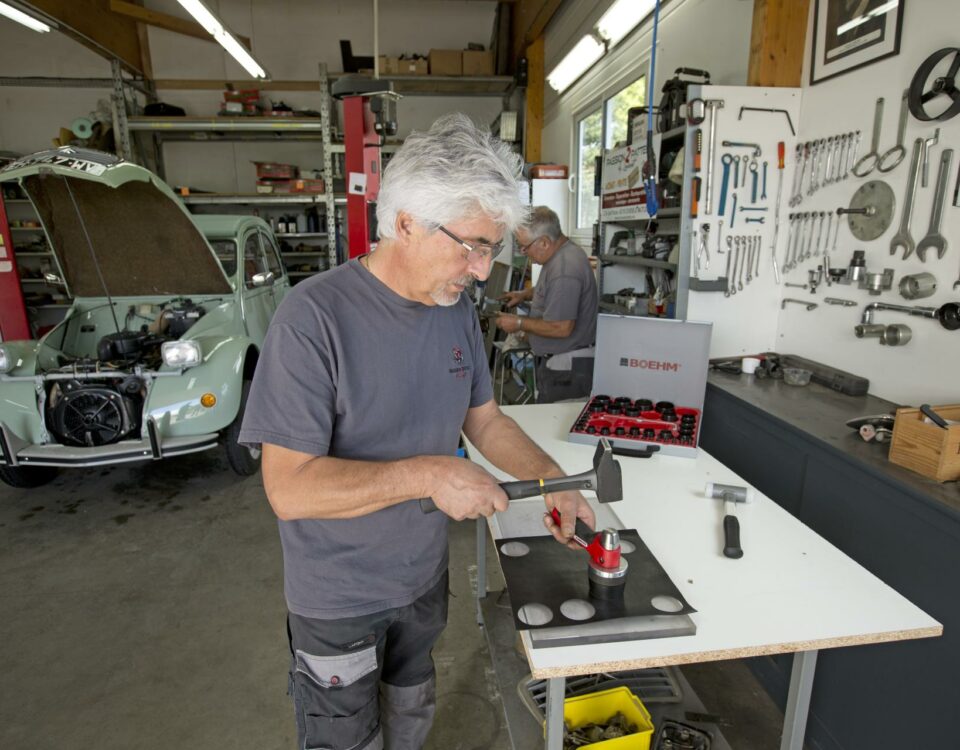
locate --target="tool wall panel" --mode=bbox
[680,85,802,357]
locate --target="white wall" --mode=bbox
[0,0,502,191]
[775,0,960,405]
[541,0,756,241]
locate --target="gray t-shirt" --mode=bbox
[238,258,493,619]
[527,239,598,356]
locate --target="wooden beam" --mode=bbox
[748,0,811,87]
[28,0,144,74]
[109,0,251,49]
[510,0,564,74]
[524,36,544,163]
[130,0,153,81]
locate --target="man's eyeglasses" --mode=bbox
[514,235,542,255]
[437,225,504,263]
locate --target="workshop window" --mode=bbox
[576,108,602,230]
[575,75,646,231]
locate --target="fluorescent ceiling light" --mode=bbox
[175,0,268,79]
[547,35,605,93]
[836,0,898,36]
[0,1,53,33]
[597,0,657,46]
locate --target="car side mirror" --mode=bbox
[251,271,275,288]
[43,272,66,287]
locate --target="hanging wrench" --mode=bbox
[878,90,909,173]
[834,134,849,182]
[803,210,819,261]
[733,155,740,188]
[717,219,724,254]
[916,148,953,262]
[813,212,826,256]
[724,236,734,296]
[761,161,768,199]
[792,143,810,205]
[853,98,884,177]
[922,128,940,188]
[786,213,801,271]
[807,140,821,195]
[822,136,835,187]
[790,144,805,204]
[718,154,733,217]
[753,236,761,279]
[730,239,740,296]
[845,131,861,178]
[830,206,842,257]
[746,241,753,285]
[890,138,924,259]
[750,160,759,203]
[738,237,747,290]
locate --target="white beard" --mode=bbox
[430,276,472,307]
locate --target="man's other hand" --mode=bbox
[499,290,527,309]
[495,313,523,333]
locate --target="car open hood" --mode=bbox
[0,148,231,297]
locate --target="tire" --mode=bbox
[0,464,59,488]
[224,380,261,476]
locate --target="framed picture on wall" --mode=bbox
[810,0,905,85]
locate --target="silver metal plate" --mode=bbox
[848,180,896,240]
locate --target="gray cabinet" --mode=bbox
[702,374,959,750]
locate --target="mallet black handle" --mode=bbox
[723,515,744,559]
[418,474,597,513]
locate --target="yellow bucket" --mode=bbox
[547,686,654,749]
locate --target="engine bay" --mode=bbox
[42,298,207,447]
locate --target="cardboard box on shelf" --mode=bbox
[462,49,494,76]
[429,49,462,76]
[254,161,298,180]
[397,57,428,75]
[377,56,398,75]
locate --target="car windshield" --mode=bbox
[208,239,238,277]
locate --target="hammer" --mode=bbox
[705,482,754,559]
[419,438,623,513]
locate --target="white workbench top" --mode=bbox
[468,403,942,679]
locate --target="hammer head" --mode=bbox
[593,438,623,503]
[705,482,754,504]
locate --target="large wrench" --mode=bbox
[724,237,734,296]
[852,98,884,177]
[730,239,740,296]
[890,138,924,259]
[916,148,953,262]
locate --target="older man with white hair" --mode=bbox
[239,114,594,750]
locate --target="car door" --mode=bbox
[259,229,290,310]
[240,231,274,346]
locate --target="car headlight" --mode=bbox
[161,340,202,368]
[0,346,13,374]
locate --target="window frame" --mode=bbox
[568,70,647,238]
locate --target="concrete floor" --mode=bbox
[0,448,786,749]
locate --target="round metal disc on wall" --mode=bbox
[847,180,896,241]
[70,117,94,139]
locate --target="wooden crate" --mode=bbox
[889,404,960,482]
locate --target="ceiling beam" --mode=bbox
[26,0,144,74]
[748,0,811,87]
[510,0,563,71]
[108,0,251,49]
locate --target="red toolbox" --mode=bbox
[568,314,713,458]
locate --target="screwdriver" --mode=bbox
[770,140,784,284]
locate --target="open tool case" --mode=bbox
[569,315,713,458]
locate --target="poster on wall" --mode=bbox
[600,143,648,222]
[810,0,905,85]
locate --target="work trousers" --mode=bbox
[286,571,449,750]
[536,356,595,403]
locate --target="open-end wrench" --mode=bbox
[746,241,753,284]
[878,90,909,173]
[916,149,953,262]
[740,155,748,188]
[718,154,733,217]
[822,136,835,186]
[890,138,924,259]
[730,239,740,296]
[853,98,884,177]
[733,155,740,187]
[731,192,738,228]
[835,133,850,181]
[790,144,805,204]
[807,140,821,195]
[813,212,826,256]
[922,128,940,188]
[738,238,746,290]
[724,237,734,296]
[753,236,761,279]
[750,160,759,203]
[762,161,768,199]
[845,131,861,179]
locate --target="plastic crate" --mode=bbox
[550,686,654,749]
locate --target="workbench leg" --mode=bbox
[475,516,487,626]
[545,677,565,750]
[780,649,818,750]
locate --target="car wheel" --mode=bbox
[0,464,58,488]
[224,380,261,476]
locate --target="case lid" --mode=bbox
[591,314,713,410]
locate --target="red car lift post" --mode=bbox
[0,194,31,342]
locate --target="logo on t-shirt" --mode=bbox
[450,345,470,379]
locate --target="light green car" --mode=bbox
[0,148,290,488]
